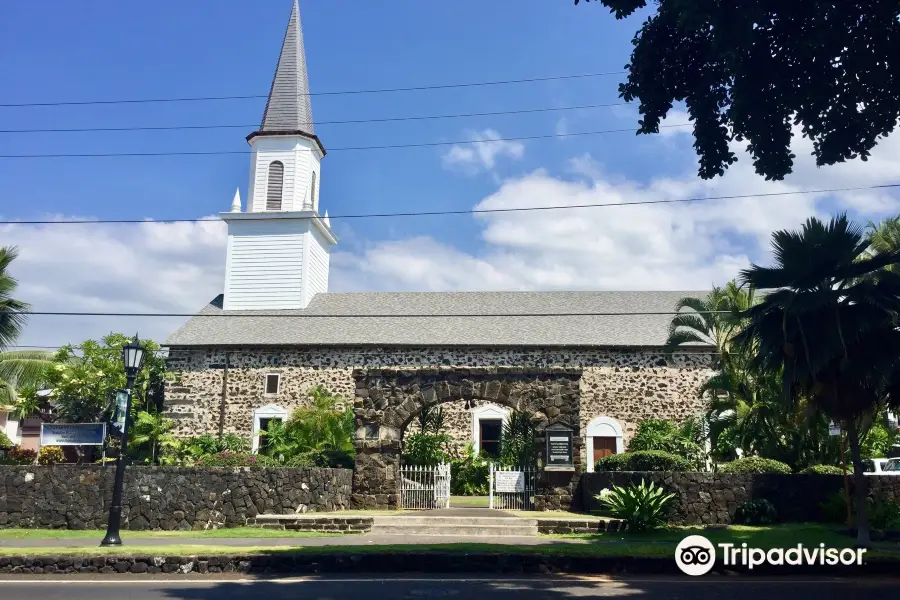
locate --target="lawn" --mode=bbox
[450,496,490,507]
[0,527,350,540]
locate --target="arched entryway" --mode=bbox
[584,415,624,472]
[350,367,583,510]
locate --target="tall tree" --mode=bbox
[575,1,900,180]
[0,246,52,406]
[866,216,900,272]
[733,214,900,546]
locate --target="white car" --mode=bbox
[862,458,900,475]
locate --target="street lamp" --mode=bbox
[100,334,146,547]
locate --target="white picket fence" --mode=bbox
[489,464,537,510]
[398,463,451,510]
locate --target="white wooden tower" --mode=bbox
[221,0,337,311]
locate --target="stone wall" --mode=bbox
[165,346,713,459]
[581,472,900,525]
[0,466,352,530]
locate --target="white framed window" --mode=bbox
[585,416,624,472]
[470,403,510,456]
[266,161,284,210]
[251,404,288,453]
[264,373,281,396]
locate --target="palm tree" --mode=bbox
[733,214,900,547]
[866,216,900,271]
[130,410,177,464]
[0,246,52,406]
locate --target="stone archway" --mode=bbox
[350,366,583,510]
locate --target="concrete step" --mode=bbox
[370,523,538,537]
[374,516,537,527]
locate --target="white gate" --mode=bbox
[489,463,537,510]
[398,463,451,510]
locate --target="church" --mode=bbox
[164,0,713,485]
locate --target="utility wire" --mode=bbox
[0,72,626,108]
[1,183,896,226]
[0,125,688,158]
[0,103,626,134]
[12,310,731,318]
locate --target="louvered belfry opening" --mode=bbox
[266,161,284,210]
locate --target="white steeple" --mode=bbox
[220,0,336,311]
[230,188,242,212]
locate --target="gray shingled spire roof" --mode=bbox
[260,0,315,134]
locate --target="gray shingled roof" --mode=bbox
[260,0,315,134]
[164,291,708,348]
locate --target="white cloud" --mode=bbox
[441,128,525,174]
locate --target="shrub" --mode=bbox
[800,464,846,475]
[734,499,777,525]
[0,431,12,449]
[7,446,37,464]
[284,449,354,469]
[402,432,452,467]
[628,418,706,468]
[37,446,65,465]
[820,491,850,524]
[719,457,791,474]
[195,451,278,467]
[596,479,675,532]
[450,444,490,496]
[595,450,692,472]
[870,498,900,530]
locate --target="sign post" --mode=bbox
[544,423,574,470]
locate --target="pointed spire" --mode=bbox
[231,188,242,212]
[323,210,330,227]
[260,0,315,134]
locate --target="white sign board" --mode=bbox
[40,423,106,446]
[828,422,841,437]
[494,470,525,493]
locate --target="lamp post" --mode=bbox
[100,334,146,547]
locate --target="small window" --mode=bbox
[265,374,280,395]
[310,171,317,208]
[266,161,284,210]
[479,419,502,458]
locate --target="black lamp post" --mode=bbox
[100,334,146,547]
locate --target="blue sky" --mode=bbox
[1,0,898,347]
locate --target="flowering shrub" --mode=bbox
[37,446,65,465]
[195,451,278,467]
[7,446,37,464]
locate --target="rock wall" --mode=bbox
[581,472,900,525]
[0,466,352,530]
[165,346,713,458]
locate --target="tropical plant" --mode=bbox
[37,445,65,465]
[733,499,777,526]
[0,431,11,449]
[196,451,278,468]
[130,410,177,465]
[499,410,538,468]
[450,443,490,496]
[574,2,900,181]
[284,449,354,469]
[416,405,445,435]
[866,217,900,272]
[627,418,706,469]
[7,446,36,464]
[402,432,452,467]
[596,479,675,532]
[595,450,692,472]
[0,246,53,406]
[719,457,792,475]
[732,214,900,546]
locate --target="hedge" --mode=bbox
[595,450,692,472]
[718,456,792,474]
[799,464,846,475]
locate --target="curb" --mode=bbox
[0,553,898,576]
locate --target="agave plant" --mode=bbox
[596,479,675,532]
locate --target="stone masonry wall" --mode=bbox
[0,466,352,530]
[165,346,713,459]
[582,472,900,525]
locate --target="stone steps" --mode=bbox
[247,514,372,532]
[371,515,538,537]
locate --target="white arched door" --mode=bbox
[585,416,624,472]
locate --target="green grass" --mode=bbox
[0,527,349,540]
[450,496,490,507]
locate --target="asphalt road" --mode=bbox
[0,575,896,600]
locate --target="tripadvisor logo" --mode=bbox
[675,535,867,576]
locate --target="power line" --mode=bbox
[0,103,626,134]
[1,183,896,226]
[0,125,689,158]
[13,310,730,318]
[0,72,626,108]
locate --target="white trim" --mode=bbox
[264,373,281,396]
[470,403,510,454]
[251,404,288,453]
[585,416,624,472]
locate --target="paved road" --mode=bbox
[0,575,895,599]
[0,534,593,548]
